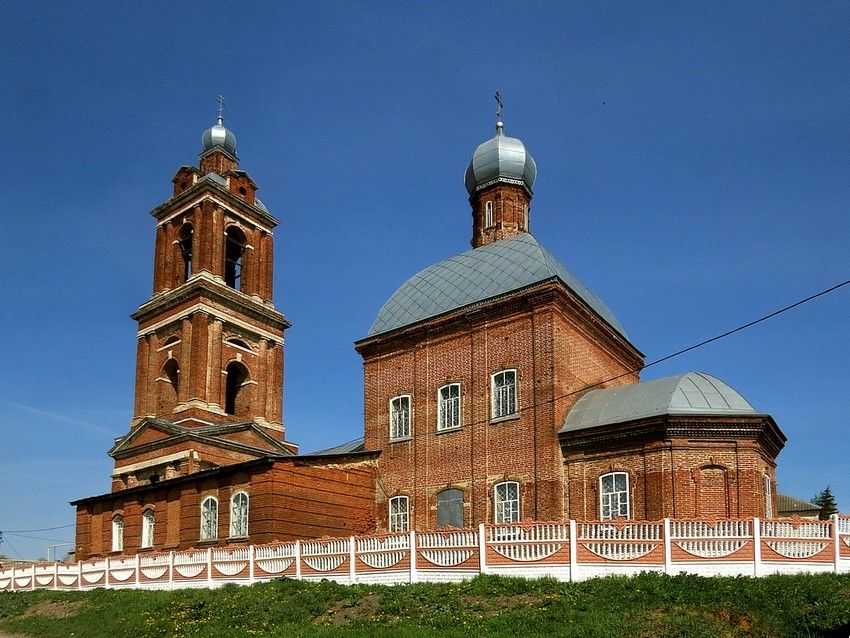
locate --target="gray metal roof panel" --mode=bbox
[305,438,366,456]
[367,233,629,340]
[560,372,757,433]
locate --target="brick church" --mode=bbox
[72,109,786,560]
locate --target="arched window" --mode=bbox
[163,358,179,396]
[200,496,218,540]
[224,226,246,290]
[141,509,155,548]
[389,395,411,440]
[388,495,409,532]
[491,369,517,420]
[485,200,494,228]
[226,338,250,350]
[224,361,249,416]
[599,472,629,520]
[437,383,460,431]
[230,491,249,537]
[111,514,124,553]
[764,475,774,518]
[494,481,520,524]
[177,223,193,283]
[436,489,463,528]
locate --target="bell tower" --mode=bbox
[108,104,294,491]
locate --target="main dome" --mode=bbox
[366,233,629,339]
[202,116,237,156]
[464,123,537,195]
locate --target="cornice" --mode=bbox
[132,273,289,333]
[150,178,279,229]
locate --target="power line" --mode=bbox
[460,276,850,427]
[0,524,75,533]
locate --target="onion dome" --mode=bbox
[201,114,237,156]
[464,122,537,195]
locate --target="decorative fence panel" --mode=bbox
[1,516,848,593]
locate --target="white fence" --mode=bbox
[2,515,848,592]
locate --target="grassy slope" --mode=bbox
[1,572,849,638]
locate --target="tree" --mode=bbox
[812,486,839,520]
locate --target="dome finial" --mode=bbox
[494,90,504,134]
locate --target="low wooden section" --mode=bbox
[3,515,849,592]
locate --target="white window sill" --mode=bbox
[490,413,520,425]
[389,436,413,444]
[436,426,462,435]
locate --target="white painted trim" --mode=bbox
[156,339,182,352]
[112,450,197,476]
[138,303,283,345]
[173,399,227,416]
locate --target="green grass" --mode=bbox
[1,572,849,637]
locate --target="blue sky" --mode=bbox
[1,2,848,559]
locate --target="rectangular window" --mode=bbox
[485,201,494,228]
[111,516,124,553]
[437,383,461,431]
[389,395,411,440]
[600,472,630,520]
[494,481,520,524]
[764,475,773,518]
[491,369,517,420]
[389,496,409,532]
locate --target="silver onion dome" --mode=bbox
[464,122,537,195]
[201,115,237,156]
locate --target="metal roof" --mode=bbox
[776,493,820,515]
[304,438,366,456]
[201,116,237,156]
[464,124,537,194]
[560,371,757,433]
[366,232,630,340]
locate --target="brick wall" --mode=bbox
[74,456,376,560]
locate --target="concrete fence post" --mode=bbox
[53,561,59,590]
[207,547,213,586]
[249,544,255,584]
[77,560,82,590]
[294,539,302,580]
[168,551,174,590]
[104,556,110,590]
[663,518,672,574]
[135,553,141,587]
[349,536,356,584]
[832,514,841,573]
[753,517,761,577]
[568,519,578,581]
[409,530,417,584]
[478,523,488,575]
[9,564,14,592]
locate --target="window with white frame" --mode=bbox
[485,201,494,227]
[230,491,249,537]
[491,369,517,420]
[200,496,219,540]
[764,475,773,518]
[111,514,124,553]
[599,472,630,520]
[437,383,461,431]
[141,509,155,548]
[389,395,411,440]
[494,481,520,523]
[389,495,409,532]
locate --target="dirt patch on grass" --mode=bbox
[22,600,85,619]
[319,594,380,625]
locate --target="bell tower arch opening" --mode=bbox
[224,360,250,416]
[177,223,193,283]
[224,226,246,290]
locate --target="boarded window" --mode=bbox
[436,489,463,528]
